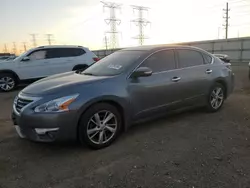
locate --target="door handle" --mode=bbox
[172,77,181,82]
[206,69,212,74]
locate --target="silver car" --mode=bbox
[12,45,234,149]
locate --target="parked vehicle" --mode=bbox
[0,56,11,62]
[213,54,230,63]
[12,45,234,149]
[0,45,98,92]
[5,56,17,61]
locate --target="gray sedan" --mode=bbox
[12,45,234,149]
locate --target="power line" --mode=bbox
[30,34,38,48]
[223,2,230,39]
[101,1,122,49]
[131,5,151,46]
[46,34,54,45]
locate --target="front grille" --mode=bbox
[15,97,33,113]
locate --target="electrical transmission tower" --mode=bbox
[223,2,230,39]
[131,5,151,45]
[23,42,27,52]
[12,42,17,55]
[30,34,38,47]
[46,34,54,45]
[101,1,122,49]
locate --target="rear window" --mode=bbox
[83,51,143,76]
[46,48,85,59]
[202,53,212,64]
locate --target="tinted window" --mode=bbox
[141,50,175,72]
[178,49,204,68]
[83,51,142,76]
[46,48,85,59]
[202,53,212,64]
[28,50,47,60]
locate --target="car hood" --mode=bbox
[22,72,110,95]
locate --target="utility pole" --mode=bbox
[46,34,54,45]
[104,35,108,50]
[223,2,230,39]
[23,42,27,52]
[30,34,38,47]
[3,44,8,53]
[131,5,151,45]
[12,42,17,55]
[101,1,122,49]
[218,27,220,39]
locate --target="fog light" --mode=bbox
[35,128,59,135]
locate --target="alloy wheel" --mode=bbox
[87,110,117,145]
[0,76,15,91]
[210,87,224,109]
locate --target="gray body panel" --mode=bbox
[12,45,234,142]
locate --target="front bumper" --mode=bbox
[12,110,78,142]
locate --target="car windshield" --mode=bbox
[82,50,143,76]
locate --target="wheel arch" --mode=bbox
[214,78,228,98]
[0,70,20,83]
[76,97,129,140]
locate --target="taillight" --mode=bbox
[93,57,99,62]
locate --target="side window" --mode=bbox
[28,50,47,60]
[71,48,86,56]
[140,50,175,72]
[177,49,204,68]
[46,49,63,59]
[46,48,86,59]
[202,53,212,64]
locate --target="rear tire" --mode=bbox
[0,73,17,92]
[206,83,225,112]
[78,103,122,149]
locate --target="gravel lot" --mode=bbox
[0,66,250,188]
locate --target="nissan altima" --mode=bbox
[12,45,234,149]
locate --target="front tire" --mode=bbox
[78,103,122,149]
[206,83,225,112]
[0,73,16,92]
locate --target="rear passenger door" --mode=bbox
[46,48,86,75]
[175,49,213,105]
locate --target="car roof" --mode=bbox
[35,45,89,50]
[121,44,206,53]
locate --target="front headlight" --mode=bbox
[34,94,79,113]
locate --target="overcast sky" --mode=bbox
[1,0,250,53]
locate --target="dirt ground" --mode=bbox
[0,66,250,188]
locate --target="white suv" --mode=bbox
[0,45,99,91]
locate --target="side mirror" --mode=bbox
[131,67,152,78]
[22,57,30,62]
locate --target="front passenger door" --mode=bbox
[18,49,51,79]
